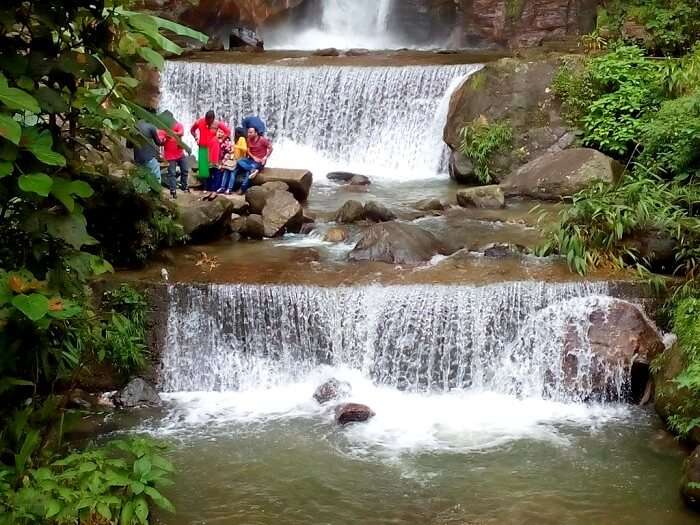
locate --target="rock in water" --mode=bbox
[335,200,366,224]
[115,378,161,408]
[415,198,445,212]
[254,168,312,202]
[349,222,451,264]
[243,214,265,239]
[682,446,700,509]
[364,201,396,222]
[262,181,289,193]
[262,190,303,237]
[324,227,349,242]
[349,175,371,186]
[500,148,622,200]
[335,403,375,425]
[456,185,505,209]
[176,193,234,242]
[313,378,352,404]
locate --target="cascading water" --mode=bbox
[160,61,480,180]
[160,281,638,403]
[263,0,402,50]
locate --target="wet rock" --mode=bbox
[229,26,264,49]
[242,214,265,239]
[262,190,303,237]
[176,193,235,242]
[302,209,316,224]
[335,403,375,425]
[349,174,371,186]
[622,230,677,273]
[335,200,366,224]
[254,168,312,201]
[327,171,361,183]
[480,242,527,257]
[563,298,665,401]
[115,378,161,408]
[245,186,271,215]
[324,227,349,242]
[682,446,700,509]
[231,213,246,233]
[500,148,622,200]
[313,378,352,404]
[66,389,95,410]
[313,47,340,56]
[342,185,370,194]
[262,181,289,193]
[350,221,452,264]
[345,48,370,56]
[364,201,396,222]
[448,150,477,184]
[415,198,445,212]
[456,185,505,209]
[299,222,316,235]
[224,193,249,214]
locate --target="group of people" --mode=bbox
[132,110,273,199]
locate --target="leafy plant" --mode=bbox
[458,118,513,184]
[0,437,175,525]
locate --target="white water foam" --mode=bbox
[160,62,480,181]
[263,0,406,50]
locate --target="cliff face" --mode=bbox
[139,0,598,49]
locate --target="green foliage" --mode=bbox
[0,437,175,525]
[599,0,700,57]
[458,118,513,184]
[0,2,205,521]
[538,174,700,276]
[661,296,700,437]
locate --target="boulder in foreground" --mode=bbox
[500,148,622,200]
[349,221,451,264]
[254,168,312,201]
[335,403,375,425]
[115,378,161,408]
[314,378,352,404]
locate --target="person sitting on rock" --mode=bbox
[218,127,248,194]
[231,126,272,195]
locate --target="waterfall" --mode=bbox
[264,0,404,50]
[159,281,644,403]
[160,61,480,180]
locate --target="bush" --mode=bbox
[538,173,700,275]
[458,118,513,184]
[0,437,175,525]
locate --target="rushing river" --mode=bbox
[107,282,696,524]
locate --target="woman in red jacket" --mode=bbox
[190,110,231,185]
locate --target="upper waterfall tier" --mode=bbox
[158,281,653,403]
[160,61,480,180]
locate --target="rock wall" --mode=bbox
[138,0,599,49]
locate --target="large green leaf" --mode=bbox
[119,501,134,525]
[12,293,49,321]
[18,173,53,197]
[0,113,21,144]
[151,15,209,44]
[134,496,149,525]
[50,178,94,211]
[35,86,69,113]
[21,128,66,166]
[45,213,98,249]
[0,161,12,178]
[137,47,164,70]
[0,82,40,114]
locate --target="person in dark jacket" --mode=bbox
[132,119,165,184]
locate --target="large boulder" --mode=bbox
[115,378,161,408]
[415,198,445,212]
[335,403,375,425]
[335,200,366,224]
[262,190,303,237]
[456,185,505,209]
[562,298,665,401]
[313,378,352,404]
[349,222,452,264]
[682,446,700,510]
[245,186,270,215]
[254,168,312,201]
[176,193,234,241]
[242,214,265,239]
[364,201,396,222]
[444,57,577,183]
[500,148,622,200]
